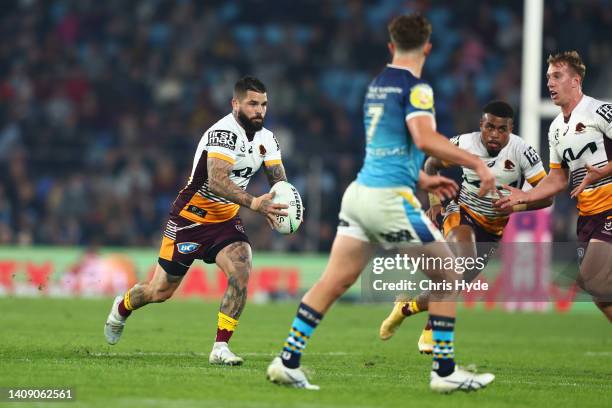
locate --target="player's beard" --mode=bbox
[236,110,264,133]
[486,148,500,157]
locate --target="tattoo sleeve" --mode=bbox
[219,242,251,319]
[263,163,287,187]
[207,157,254,207]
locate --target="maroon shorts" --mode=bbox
[577,209,612,244]
[443,206,502,244]
[158,214,250,275]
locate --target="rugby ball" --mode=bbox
[270,181,303,234]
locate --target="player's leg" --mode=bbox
[578,238,612,322]
[378,194,493,392]
[415,240,494,392]
[267,234,373,389]
[209,241,252,365]
[104,259,188,345]
[379,209,476,343]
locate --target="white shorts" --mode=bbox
[337,181,443,249]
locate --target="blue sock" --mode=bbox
[280,302,323,368]
[430,314,456,377]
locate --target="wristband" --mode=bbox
[512,203,527,212]
[428,193,441,206]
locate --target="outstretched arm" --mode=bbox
[495,167,568,210]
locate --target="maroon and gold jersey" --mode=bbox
[548,95,612,216]
[171,113,282,224]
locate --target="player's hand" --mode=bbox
[250,192,289,217]
[426,204,444,227]
[475,162,496,197]
[418,174,458,200]
[494,184,529,210]
[570,165,605,198]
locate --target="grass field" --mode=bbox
[1,297,610,408]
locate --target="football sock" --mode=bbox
[401,299,421,316]
[216,312,238,343]
[430,314,456,377]
[117,292,133,319]
[281,302,323,369]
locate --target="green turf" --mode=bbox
[0,298,610,408]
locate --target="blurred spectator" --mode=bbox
[0,0,609,250]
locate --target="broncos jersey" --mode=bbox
[356,64,436,190]
[446,132,547,235]
[548,95,612,216]
[170,113,282,224]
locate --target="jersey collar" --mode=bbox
[386,64,418,78]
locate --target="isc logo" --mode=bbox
[176,242,201,254]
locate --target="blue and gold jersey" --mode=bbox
[356,64,435,189]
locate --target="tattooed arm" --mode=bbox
[263,162,288,187]
[207,157,288,217]
[207,157,254,207]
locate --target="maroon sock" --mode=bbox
[117,297,132,318]
[216,328,234,343]
[401,303,412,316]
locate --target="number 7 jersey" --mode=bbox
[548,95,612,215]
[356,64,436,190]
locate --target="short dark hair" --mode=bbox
[234,76,266,99]
[547,50,586,82]
[388,14,432,52]
[482,100,514,119]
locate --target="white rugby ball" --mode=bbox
[270,181,303,234]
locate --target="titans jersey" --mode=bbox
[548,95,612,216]
[170,113,282,224]
[356,64,435,189]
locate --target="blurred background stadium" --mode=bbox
[0,0,610,299]
[1,2,610,406]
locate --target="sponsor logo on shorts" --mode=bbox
[235,223,245,233]
[379,229,413,243]
[604,219,612,232]
[176,242,201,254]
[577,247,585,260]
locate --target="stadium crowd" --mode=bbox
[0,0,610,250]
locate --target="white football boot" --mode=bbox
[430,365,495,393]
[266,356,320,390]
[104,296,126,345]
[209,342,244,366]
